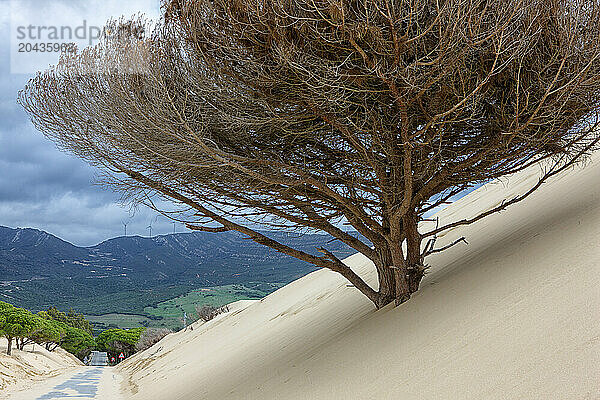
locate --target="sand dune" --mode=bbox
[0,341,82,397]
[118,153,600,400]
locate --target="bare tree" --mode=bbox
[19,0,600,308]
[195,305,230,323]
[135,328,172,352]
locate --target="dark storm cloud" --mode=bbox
[0,24,109,208]
[0,1,179,246]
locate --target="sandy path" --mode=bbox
[6,366,124,400]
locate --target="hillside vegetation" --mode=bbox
[87,283,280,332]
[0,229,356,318]
[0,302,94,359]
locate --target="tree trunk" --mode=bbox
[393,267,411,305]
[388,242,411,306]
[46,342,58,352]
[7,337,12,355]
[408,268,425,293]
[379,212,425,307]
[20,338,33,350]
[335,212,426,310]
[404,213,425,295]
[374,248,396,308]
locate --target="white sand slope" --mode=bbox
[0,341,82,397]
[117,153,600,400]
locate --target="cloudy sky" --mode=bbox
[0,0,189,246]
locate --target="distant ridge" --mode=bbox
[0,225,357,313]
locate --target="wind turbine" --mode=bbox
[122,221,128,237]
[147,224,153,238]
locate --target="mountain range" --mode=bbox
[0,225,358,314]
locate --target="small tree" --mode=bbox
[195,305,230,323]
[0,306,39,355]
[19,0,600,307]
[35,312,67,352]
[96,328,145,359]
[60,326,96,360]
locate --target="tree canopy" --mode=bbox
[96,327,145,358]
[19,0,600,307]
[0,303,40,354]
[44,307,93,335]
[0,302,95,358]
[26,315,65,349]
[59,326,96,359]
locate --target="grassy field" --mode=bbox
[86,313,157,332]
[87,282,282,332]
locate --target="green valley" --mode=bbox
[86,283,282,332]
